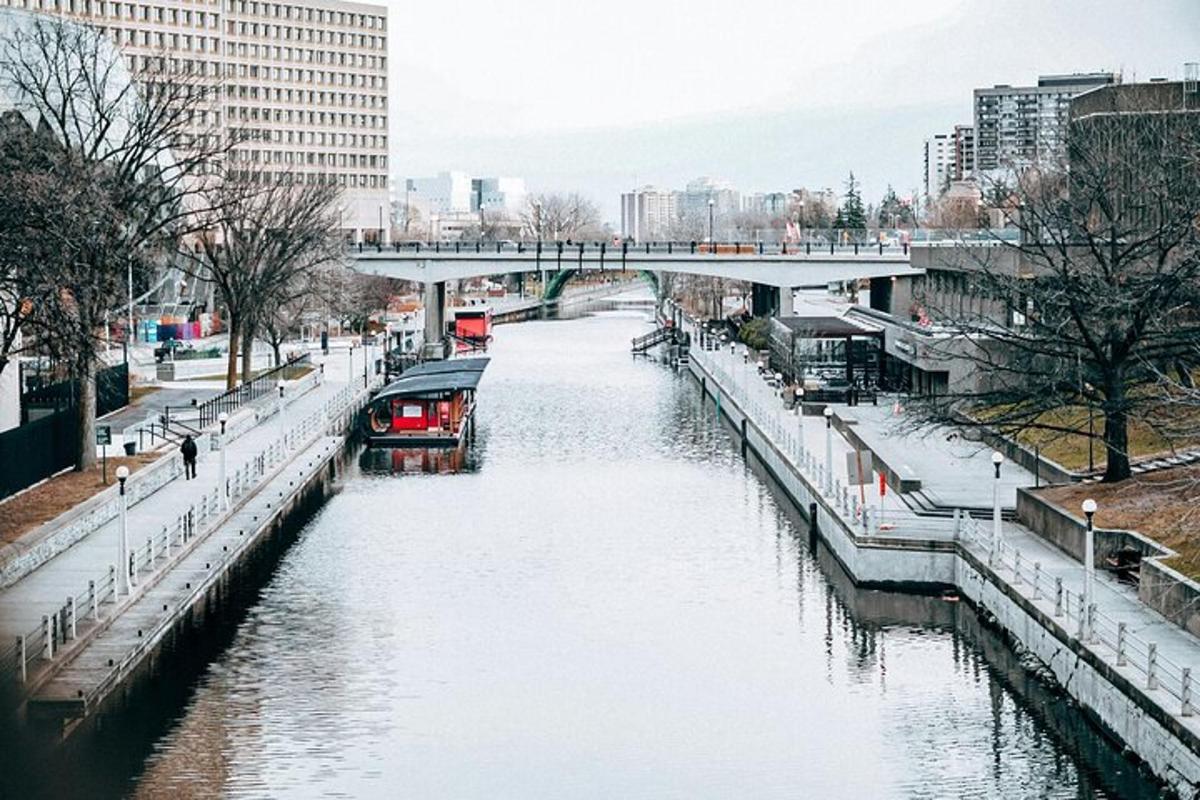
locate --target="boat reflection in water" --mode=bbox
[357,444,476,475]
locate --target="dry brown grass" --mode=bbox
[0,452,162,546]
[1038,465,1200,579]
[129,384,161,403]
[978,404,1200,472]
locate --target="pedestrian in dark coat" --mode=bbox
[181,435,198,480]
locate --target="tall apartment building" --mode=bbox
[0,0,390,243]
[742,192,790,216]
[620,185,679,241]
[952,125,975,180]
[680,176,740,219]
[973,72,1117,174]
[923,132,953,200]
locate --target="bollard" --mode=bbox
[1116,623,1127,666]
[42,615,53,659]
[1032,563,1042,599]
[1054,578,1063,616]
[1147,644,1159,689]
[67,596,76,640]
[17,636,25,683]
[1183,669,1194,716]
[90,580,98,620]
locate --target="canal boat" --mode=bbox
[360,357,489,447]
[449,305,493,353]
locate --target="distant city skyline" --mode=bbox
[385,0,1199,223]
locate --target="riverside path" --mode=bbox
[683,313,1200,795]
[0,342,378,706]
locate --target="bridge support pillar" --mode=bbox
[423,280,446,355]
[778,287,795,317]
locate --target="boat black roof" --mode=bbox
[375,357,490,400]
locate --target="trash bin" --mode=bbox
[123,441,137,456]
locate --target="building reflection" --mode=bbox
[358,445,477,476]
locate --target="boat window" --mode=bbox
[400,403,423,418]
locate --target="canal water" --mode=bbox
[110,307,1160,798]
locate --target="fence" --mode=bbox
[0,377,369,694]
[0,363,131,499]
[193,353,311,428]
[957,515,1194,717]
[21,363,129,422]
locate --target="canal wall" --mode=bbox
[13,381,377,755]
[687,351,1200,798]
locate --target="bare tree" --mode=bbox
[520,193,604,241]
[179,174,342,388]
[0,17,231,468]
[908,103,1200,482]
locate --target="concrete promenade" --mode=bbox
[0,344,377,695]
[684,317,1200,794]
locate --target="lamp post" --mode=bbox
[349,339,356,382]
[991,451,1003,562]
[116,466,131,596]
[708,198,715,251]
[1082,498,1097,641]
[824,406,834,494]
[218,412,229,511]
[796,387,806,456]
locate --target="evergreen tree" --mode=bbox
[831,208,846,229]
[877,184,914,228]
[842,172,867,234]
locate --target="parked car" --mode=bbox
[154,339,192,363]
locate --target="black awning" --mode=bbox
[376,357,489,400]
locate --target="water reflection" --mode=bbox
[358,444,476,475]
[114,309,1166,799]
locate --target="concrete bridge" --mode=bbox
[348,241,923,355]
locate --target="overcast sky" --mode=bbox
[386,0,1200,222]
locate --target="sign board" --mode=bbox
[96,426,112,446]
[845,451,873,485]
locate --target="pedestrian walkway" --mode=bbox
[686,317,1200,742]
[0,345,376,687]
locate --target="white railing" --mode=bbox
[1,375,377,690]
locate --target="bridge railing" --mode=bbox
[346,229,1021,258]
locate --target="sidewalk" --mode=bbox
[0,345,374,665]
[687,317,1200,736]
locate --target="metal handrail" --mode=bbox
[688,322,1197,720]
[0,373,376,692]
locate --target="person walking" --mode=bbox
[181,434,198,480]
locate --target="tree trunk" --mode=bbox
[75,357,97,471]
[225,319,240,390]
[272,340,282,367]
[1102,404,1131,483]
[241,327,253,385]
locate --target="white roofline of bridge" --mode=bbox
[352,251,922,289]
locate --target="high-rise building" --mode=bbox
[405,171,473,216]
[680,176,740,219]
[742,192,790,216]
[923,133,953,200]
[973,72,1118,174]
[620,185,678,240]
[1,0,390,242]
[471,177,527,216]
[952,125,975,180]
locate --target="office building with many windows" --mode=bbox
[973,72,1117,176]
[0,0,390,242]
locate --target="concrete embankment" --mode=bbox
[4,377,376,766]
[686,342,1200,798]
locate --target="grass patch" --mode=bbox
[129,384,161,403]
[0,452,162,546]
[975,404,1200,472]
[1038,467,1200,580]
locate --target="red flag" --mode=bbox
[879,471,887,497]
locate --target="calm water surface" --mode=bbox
[121,308,1161,799]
